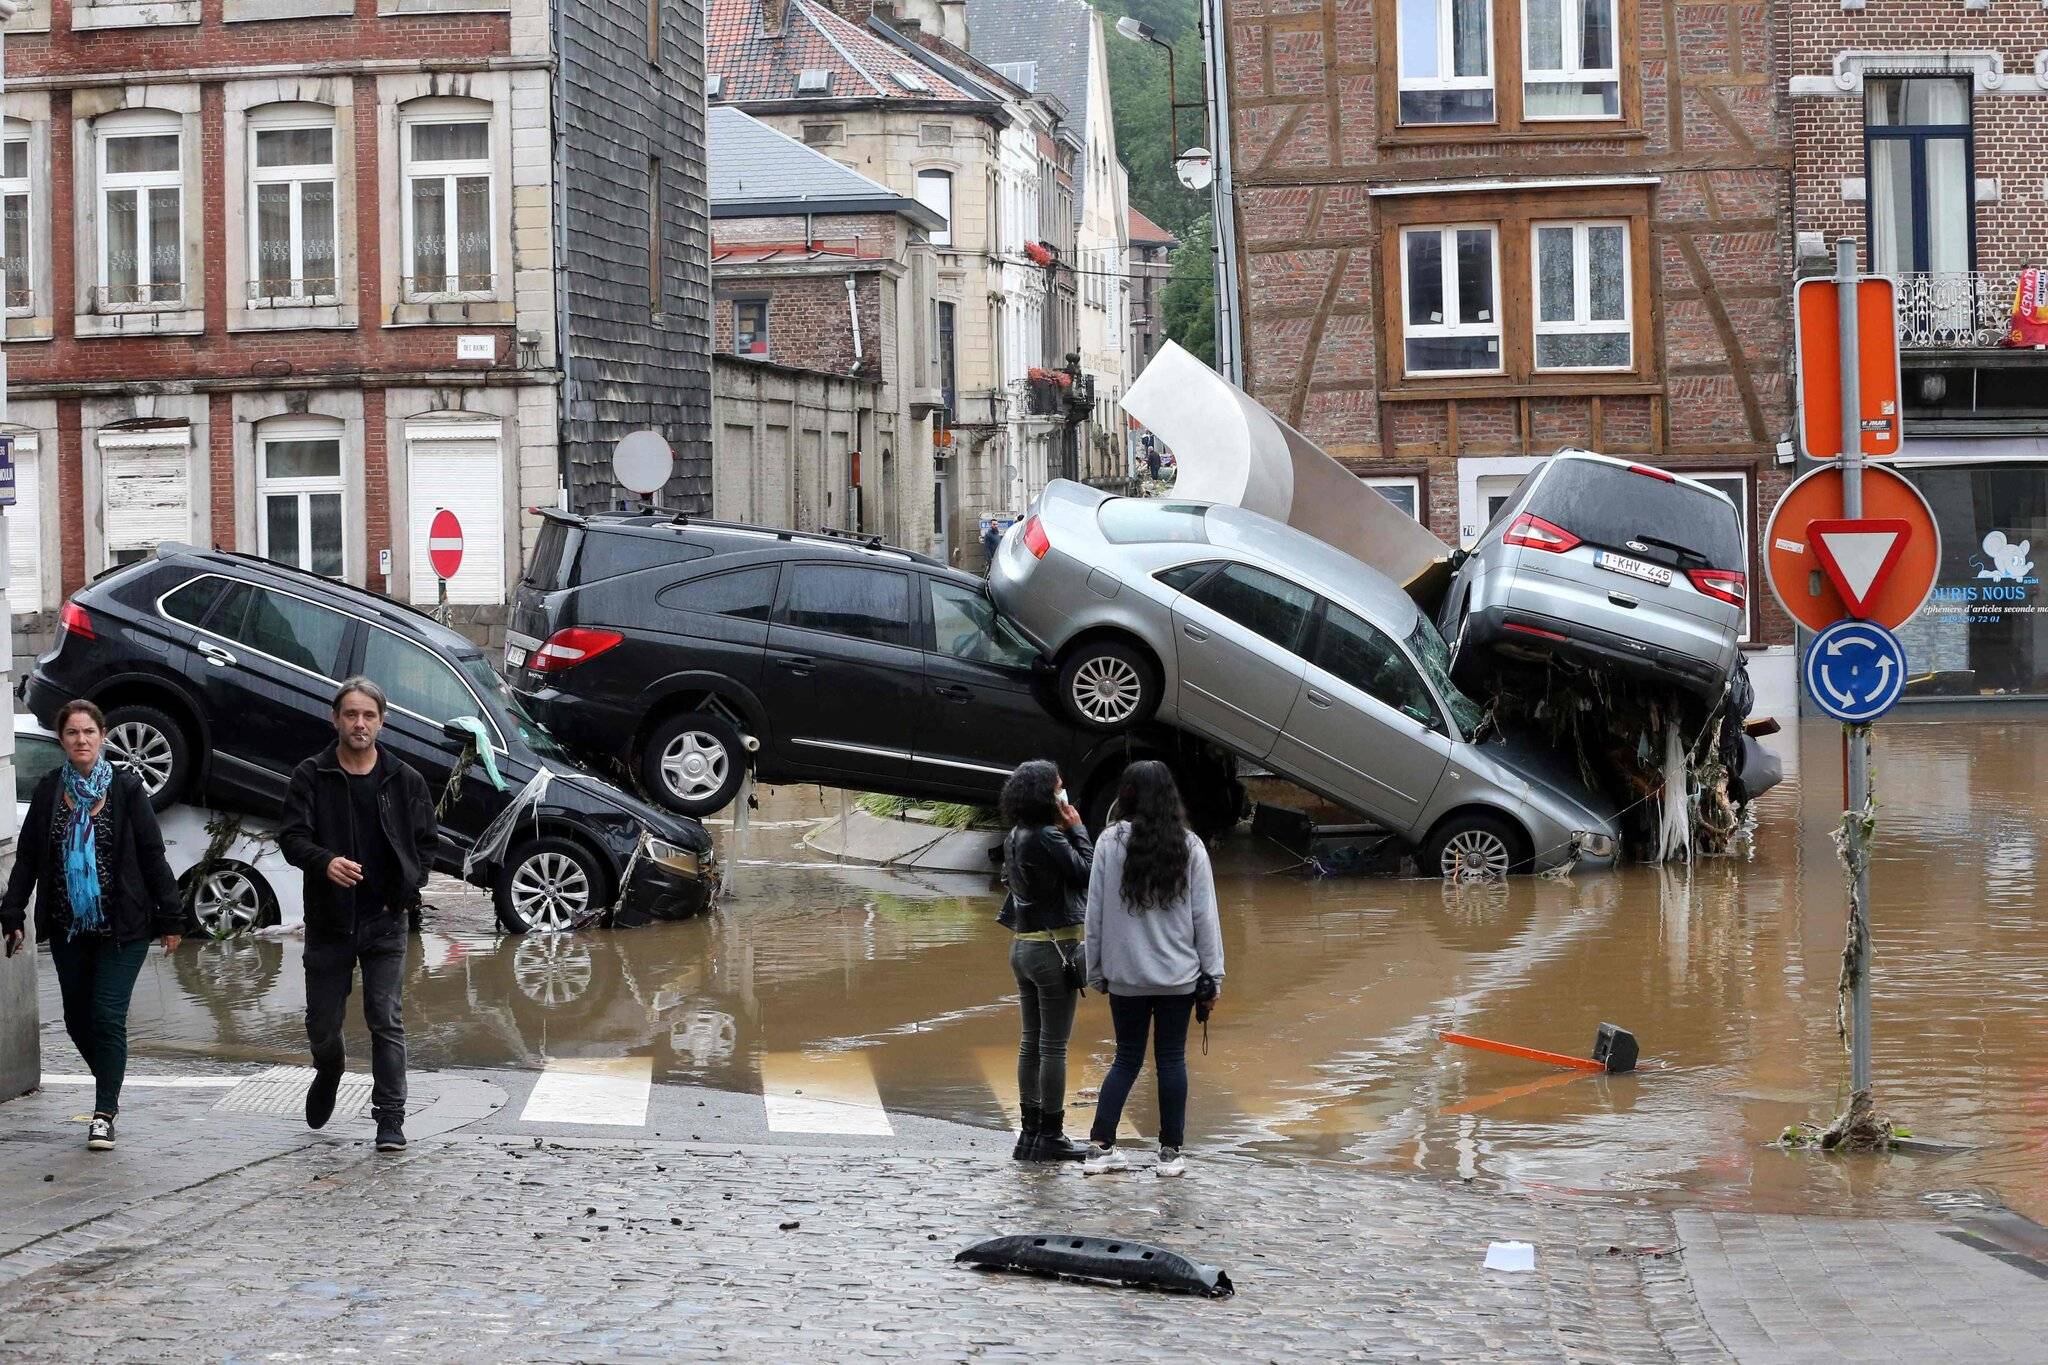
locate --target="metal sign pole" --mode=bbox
[1835,236,1873,1102]
[437,575,449,627]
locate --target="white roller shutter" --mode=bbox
[5,435,40,610]
[407,426,504,606]
[100,430,192,568]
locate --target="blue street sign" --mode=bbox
[1804,619,1907,723]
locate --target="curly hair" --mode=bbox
[999,759,1063,830]
[1115,760,1190,910]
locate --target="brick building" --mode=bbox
[1209,0,1797,645]
[0,0,710,654]
[1789,7,2048,700]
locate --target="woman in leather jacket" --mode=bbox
[997,759,1093,1162]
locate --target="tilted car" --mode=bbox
[22,548,716,934]
[988,481,1619,876]
[504,511,1241,837]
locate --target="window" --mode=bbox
[3,430,39,605]
[1894,464,2048,698]
[1188,563,1318,654]
[161,574,235,629]
[250,114,337,303]
[779,564,912,647]
[576,535,707,582]
[1401,225,1500,374]
[403,113,493,297]
[406,419,504,605]
[1155,561,1219,594]
[257,421,345,576]
[211,583,351,677]
[98,425,190,569]
[1100,499,1212,545]
[98,117,183,307]
[1398,0,1493,125]
[1522,0,1618,119]
[364,628,484,727]
[2,133,27,313]
[734,298,768,356]
[1364,476,1422,520]
[15,728,65,800]
[928,579,1036,668]
[1312,604,1439,726]
[1532,220,1629,369]
[917,170,953,247]
[1866,77,1972,277]
[661,565,780,620]
[936,302,957,412]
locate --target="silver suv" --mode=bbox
[1439,452,1746,700]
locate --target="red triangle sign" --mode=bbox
[1807,518,1912,616]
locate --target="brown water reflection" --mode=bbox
[94,721,2048,1220]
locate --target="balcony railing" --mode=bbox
[401,272,496,300]
[94,281,185,308]
[1896,270,2022,349]
[248,276,339,306]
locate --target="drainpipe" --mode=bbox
[844,275,863,369]
[1200,0,1243,384]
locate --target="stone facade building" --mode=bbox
[1210,0,1797,643]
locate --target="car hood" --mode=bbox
[1468,730,1618,828]
[534,754,714,854]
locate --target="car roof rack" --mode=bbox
[581,509,941,566]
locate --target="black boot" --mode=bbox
[1031,1109,1089,1162]
[1012,1103,1042,1161]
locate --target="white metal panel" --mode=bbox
[5,437,40,609]
[408,436,503,605]
[102,441,192,564]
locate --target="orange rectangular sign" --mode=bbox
[1794,277,1902,459]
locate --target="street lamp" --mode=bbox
[1113,15,1206,188]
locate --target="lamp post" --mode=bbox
[1113,16,1207,185]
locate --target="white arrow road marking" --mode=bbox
[1817,529,1900,603]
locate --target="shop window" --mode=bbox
[1398,0,1494,125]
[1532,220,1630,370]
[402,107,494,298]
[917,170,953,247]
[1522,0,1619,119]
[1895,464,2048,698]
[98,424,191,569]
[96,114,184,308]
[405,418,504,605]
[249,111,338,304]
[1865,77,1973,277]
[256,418,346,577]
[1,130,28,315]
[1400,225,1501,375]
[734,298,768,356]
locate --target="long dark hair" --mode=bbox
[1000,759,1062,830]
[1116,761,1189,910]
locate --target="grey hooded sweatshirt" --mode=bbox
[1084,824,1225,996]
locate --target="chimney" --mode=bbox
[761,0,790,36]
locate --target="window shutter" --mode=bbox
[5,438,40,609]
[407,431,504,605]
[101,435,191,564]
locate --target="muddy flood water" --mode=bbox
[97,718,2048,1223]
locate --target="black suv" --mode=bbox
[507,512,1239,834]
[23,547,716,934]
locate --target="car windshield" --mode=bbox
[1524,461,1744,569]
[457,654,568,757]
[1406,619,1488,738]
[1097,500,1212,545]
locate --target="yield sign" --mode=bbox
[1807,518,1911,617]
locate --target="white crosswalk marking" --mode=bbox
[759,1052,894,1135]
[519,1057,653,1127]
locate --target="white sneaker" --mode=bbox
[1155,1146,1185,1178]
[1082,1144,1129,1175]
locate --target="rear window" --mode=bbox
[522,519,581,592]
[1524,461,1743,569]
[574,531,710,583]
[1098,500,1212,546]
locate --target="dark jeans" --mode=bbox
[305,914,408,1123]
[1089,992,1195,1150]
[48,935,151,1117]
[1011,938,1080,1118]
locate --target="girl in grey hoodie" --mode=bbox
[1082,761,1223,1178]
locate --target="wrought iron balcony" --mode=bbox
[1896,270,2025,350]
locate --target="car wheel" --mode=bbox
[1057,641,1158,732]
[183,862,276,940]
[640,711,746,817]
[495,836,607,935]
[1421,812,1529,880]
[102,704,191,809]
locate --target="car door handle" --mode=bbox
[1306,688,1333,709]
[775,655,814,675]
[1182,624,1209,643]
[934,684,973,703]
[1607,592,1639,609]
[198,642,237,668]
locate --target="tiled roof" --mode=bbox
[1129,206,1177,246]
[707,0,983,104]
[708,106,944,228]
[965,0,1096,218]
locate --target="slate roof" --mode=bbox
[966,0,1095,219]
[1129,206,1178,247]
[707,106,945,228]
[707,0,982,104]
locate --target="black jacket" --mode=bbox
[998,823,1094,933]
[279,744,441,935]
[1,768,182,944]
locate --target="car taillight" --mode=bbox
[1504,622,1570,643]
[1021,516,1050,559]
[1688,568,1747,608]
[1628,463,1676,482]
[1502,513,1580,553]
[59,601,95,641]
[526,627,623,675]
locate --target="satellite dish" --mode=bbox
[614,429,674,496]
[1175,147,1214,192]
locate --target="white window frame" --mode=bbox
[1530,219,1632,372]
[1521,0,1621,122]
[405,418,505,607]
[248,111,339,306]
[400,107,495,301]
[1398,223,1502,377]
[1,126,29,318]
[1363,474,1423,521]
[1396,0,1495,120]
[1692,471,1754,642]
[917,169,953,247]
[96,113,184,310]
[256,417,348,578]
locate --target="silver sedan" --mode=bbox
[989,481,1618,876]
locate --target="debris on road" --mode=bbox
[955,1233,1234,1298]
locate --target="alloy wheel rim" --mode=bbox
[659,731,730,801]
[1072,657,1143,724]
[509,851,591,932]
[1441,829,1512,880]
[193,869,262,939]
[106,722,174,794]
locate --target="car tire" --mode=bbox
[494,835,608,935]
[102,703,191,809]
[182,862,277,940]
[1420,812,1530,880]
[640,711,747,817]
[1056,641,1159,733]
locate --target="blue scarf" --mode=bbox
[61,758,116,939]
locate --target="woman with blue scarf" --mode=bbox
[2,700,183,1151]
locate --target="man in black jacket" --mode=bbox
[280,677,439,1153]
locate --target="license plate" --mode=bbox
[504,645,528,671]
[1594,551,1673,587]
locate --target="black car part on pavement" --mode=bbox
[955,1234,1234,1298]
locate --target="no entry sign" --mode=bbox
[428,509,465,581]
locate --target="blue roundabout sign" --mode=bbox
[1803,619,1908,723]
